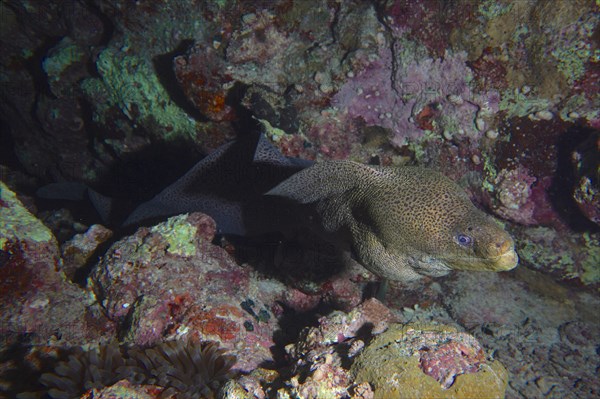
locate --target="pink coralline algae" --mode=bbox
[351,323,508,398]
[332,47,500,148]
[416,331,486,389]
[89,212,283,372]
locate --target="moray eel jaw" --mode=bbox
[493,247,519,270]
[445,246,518,272]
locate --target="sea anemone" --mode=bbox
[39,341,127,399]
[127,340,236,399]
[37,339,235,399]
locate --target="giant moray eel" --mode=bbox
[267,160,518,281]
[84,133,517,281]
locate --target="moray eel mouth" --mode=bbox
[446,247,518,271]
[485,247,519,271]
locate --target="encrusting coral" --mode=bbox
[36,339,235,399]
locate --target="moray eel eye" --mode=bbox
[456,234,473,247]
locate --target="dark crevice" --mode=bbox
[550,125,600,232]
[82,0,115,47]
[0,120,23,172]
[152,40,206,122]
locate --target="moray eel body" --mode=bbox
[267,160,518,281]
[41,131,517,282]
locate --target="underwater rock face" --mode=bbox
[174,44,236,122]
[0,182,113,346]
[351,323,508,399]
[514,226,600,285]
[61,224,113,281]
[89,212,282,372]
[441,269,600,398]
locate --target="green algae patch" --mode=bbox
[257,118,287,143]
[83,46,197,141]
[518,227,576,274]
[517,227,599,285]
[150,214,198,257]
[351,323,508,399]
[42,37,85,79]
[0,181,55,247]
[581,232,600,285]
[498,88,552,118]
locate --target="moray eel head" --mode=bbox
[441,211,518,272]
[377,167,519,276]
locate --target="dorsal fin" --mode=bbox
[265,160,382,204]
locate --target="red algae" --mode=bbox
[0,241,35,300]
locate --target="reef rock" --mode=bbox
[0,181,112,346]
[89,212,286,372]
[351,323,508,399]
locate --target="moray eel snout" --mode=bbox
[268,161,519,282]
[446,219,518,272]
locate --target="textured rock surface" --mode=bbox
[381,268,600,399]
[351,323,508,399]
[0,182,113,346]
[89,212,282,372]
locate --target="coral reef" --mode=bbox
[88,212,367,371]
[1,1,599,398]
[88,212,280,371]
[351,323,507,399]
